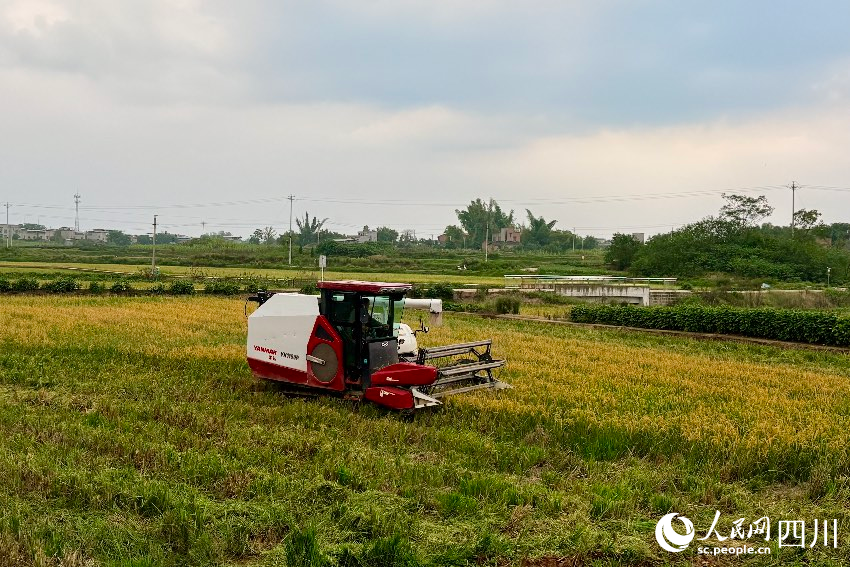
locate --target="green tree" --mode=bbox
[261,226,277,245]
[605,233,642,270]
[719,194,774,227]
[107,230,131,246]
[376,226,398,243]
[793,209,822,230]
[523,209,556,247]
[456,198,514,248]
[441,225,467,248]
[295,212,328,246]
[248,229,263,245]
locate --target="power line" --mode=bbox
[8,184,813,212]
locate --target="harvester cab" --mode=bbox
[246,280,509,410]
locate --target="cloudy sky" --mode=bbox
[2,1,850,239]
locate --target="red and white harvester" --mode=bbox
[246,280,508,410]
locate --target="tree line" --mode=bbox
[605,194,850,284]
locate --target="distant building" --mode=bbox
[46,227,79,242]
[21,229,46,241]
[85,229,110,243]
[175,235,192,244]
[356,229,378,243]
[492,226,522,244]
[631,232,645,244]
[437,234,449,244]
[0,224,21,240]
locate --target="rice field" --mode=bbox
[0,295,848,566]
[0,262,507,287]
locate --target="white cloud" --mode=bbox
[1,1,850,238]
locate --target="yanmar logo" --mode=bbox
[253,345,299,362]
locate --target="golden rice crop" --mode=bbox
[1,295,848,566]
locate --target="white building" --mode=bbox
[0,224,21,240]
[356,229,378,243]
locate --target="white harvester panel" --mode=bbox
[247,293,319,373]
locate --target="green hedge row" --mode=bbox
[570,304,850,346]
[0,276,256,296]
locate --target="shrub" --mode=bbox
[110,280,133,293]
[425,282,455,301]
[11,277,39,292]
[150,282,166,295]
[570,303,850,347]
[494,295,521,315]
[299,283,318,295]
[443,302,485,313]
[0,278,10,292]
[169,280,195,295]
[42,276,81,293]
[88,281,103,294]
[204,280,241,295]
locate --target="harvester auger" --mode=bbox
[246,280,510,410]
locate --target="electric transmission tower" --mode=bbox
[74,193,81,232]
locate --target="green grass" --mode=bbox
[0,296,848,565]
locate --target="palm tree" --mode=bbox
[295,212,329,246]
[524,209,556,247]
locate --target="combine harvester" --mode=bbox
[246,280,509,410]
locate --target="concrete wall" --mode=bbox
[547,283,650,305]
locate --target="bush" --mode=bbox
[169,280,195,295]
[150,282,166,295]
[425,282,455,301]
[12,277,39,292]
[42,276,81,293]
[204,280,241,295]
[570,303,850,346]
[0,278,10,292]
[494,295,521,315]
[110,280,133,293]
[299,283,318,295]
[443,302,485,313]
[88,281,103,294]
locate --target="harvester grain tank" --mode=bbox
[246,280,508,410]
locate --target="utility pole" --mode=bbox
[73,193,81,232]
[201,221,206,235]
[572,227,576,252]
[152,215,158,277]
[484,200,491,262]
[5,202,10,248]
[790,181,797,238]
[287,194,294,266]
